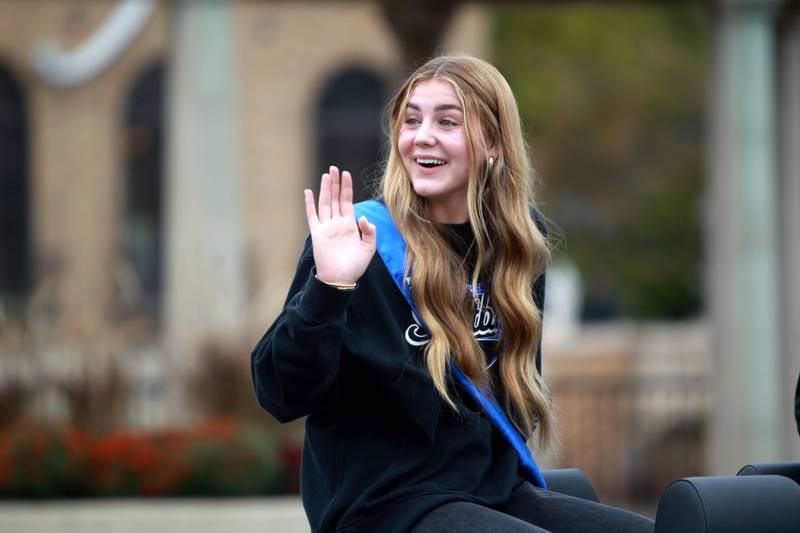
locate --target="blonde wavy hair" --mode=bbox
[381,55,554,448]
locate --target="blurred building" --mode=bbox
[0,0,488,426]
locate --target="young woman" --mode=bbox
[251,55,654,533]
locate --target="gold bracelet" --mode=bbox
[315,275,357,291]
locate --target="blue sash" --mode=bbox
[353,200,547,489]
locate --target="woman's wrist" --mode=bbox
[314,274,357,291]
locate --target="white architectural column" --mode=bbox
[778,6,800,456]
[707,0,784,474]
[165,0,245,417]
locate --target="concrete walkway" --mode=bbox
[0,497,309,533]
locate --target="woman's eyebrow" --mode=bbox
[406,102,463,112]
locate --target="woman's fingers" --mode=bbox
[316,165,355,223]
[329,166,341,217]
[318,173,331,221]
[304,189,318,228]
[340,170,354,218]
[358,216,376,250]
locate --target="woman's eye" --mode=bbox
[404,117,420,125]
[440,119,458,127]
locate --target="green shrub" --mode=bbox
[0,423,89,498]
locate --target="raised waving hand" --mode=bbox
[305,166,376,285]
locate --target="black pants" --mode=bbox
[411,483,654,533]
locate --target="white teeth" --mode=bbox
[415,158,446,165]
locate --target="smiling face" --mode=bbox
[398,79,482,223]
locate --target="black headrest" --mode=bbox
[737,462,800,485]
[655,475,800,533]
[541,468,599,502]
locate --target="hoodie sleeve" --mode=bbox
[250,236,356,423]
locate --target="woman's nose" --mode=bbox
[414,121,435,146]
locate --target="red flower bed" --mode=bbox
[0,419,294,498]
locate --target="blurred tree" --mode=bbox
[494,5,708,320]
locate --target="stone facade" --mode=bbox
[0,0,488,347]
[0,0,168,337]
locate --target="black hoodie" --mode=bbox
[251,218,546,532]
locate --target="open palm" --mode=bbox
[305,166,376,285]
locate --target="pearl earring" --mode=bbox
[488,156,495,168]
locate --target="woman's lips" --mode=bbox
[414,157,447,174]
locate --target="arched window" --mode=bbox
[123,61,164,316]
[315,67,386,202]
[0,62,28,306]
